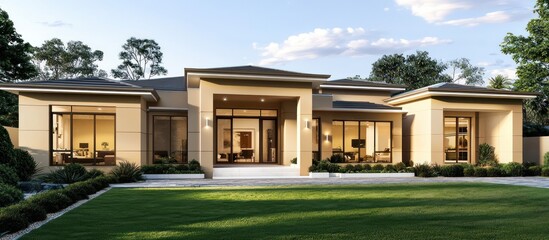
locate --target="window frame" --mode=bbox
[331,120,393,163]
[152,115,189,164]
[49,105,116,166]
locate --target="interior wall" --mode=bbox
[232,118,260,159]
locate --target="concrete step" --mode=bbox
[213,166,300,179]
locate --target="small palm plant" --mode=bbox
[488,75,512,89]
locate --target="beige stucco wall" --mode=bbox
[3,126,19,148]
[18,92,147,171]
[523,136,549,165]
[312,111,403,164]
[187,78,313,177]
[397,97,523,165]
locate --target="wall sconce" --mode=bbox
[205,118,211,127]
[305,120,310,129]
[325,134,330,142]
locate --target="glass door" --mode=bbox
[262,119,277,163]
[444,117,470,163]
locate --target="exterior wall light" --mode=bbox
[305,120,310,129]
[205,118,211,127]
[325,134,330,142]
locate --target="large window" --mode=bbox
[153,116,188,163]
[444,117,470,163]
[331,120,392,163]
[51,106,115,166]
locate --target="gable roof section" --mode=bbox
[320,79,406,91]
[0,77,159,102]
[386,82,538,105]
[122,76,186,91]
[185,65,331,79]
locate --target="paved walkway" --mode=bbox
[111,177,549,189]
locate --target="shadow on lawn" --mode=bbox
[23,184,549,240]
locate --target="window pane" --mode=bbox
[171,117,188,163]
[216,109,232,116]
[72,114,95,165]
[233,109,260,117]
[72,106,115,113]
[262,119,276,163]
[344,121,359,162]
[153,116,170,162]
[95,115,115,166]
[332,121,343,155]
[360,122,375,162]
[457,118,470,161]
[52,113,71,165]
[217,119,231,163]
[375,122,391,163]
[444,118,457,161]
[233,118,259,163]
[312,119,319,160]
[261,110,277,117]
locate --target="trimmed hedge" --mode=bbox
[542,167,549,177]
[439,165,465,177]
[0,176,115,234]
[502,162,524,177]
[0,183,24,207]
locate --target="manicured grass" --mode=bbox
[23,183,549,240]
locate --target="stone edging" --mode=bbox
[0,187,112,240]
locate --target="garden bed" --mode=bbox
[309,172,414,178]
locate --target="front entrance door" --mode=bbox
[215,109,278,164]
[444,117,471,163]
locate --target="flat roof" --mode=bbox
[323,79,407,89]
[386,82,538,104]
[122,76,186,91]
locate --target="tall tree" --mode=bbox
[111,37,167,80]
[448,58,485,85]
[370,51,451,89]
[501,0,549,125]
[487,75,512,89]
[0,7,37,82]
[33,38,105,80]
[0,7,37,127]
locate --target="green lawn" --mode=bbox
[23,183,549,240]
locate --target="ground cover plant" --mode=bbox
[22,183,549,240]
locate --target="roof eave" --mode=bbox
[386,90,538,105]
[320,84,406,92]
[314,107,406,113]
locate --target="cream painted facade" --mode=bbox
[0,66,536,178]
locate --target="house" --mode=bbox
[0,66,537,178]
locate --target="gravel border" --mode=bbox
[0,187,112,240]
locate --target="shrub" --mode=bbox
[188,159,201,172]
[85,169,105,179]
[463,165,475,177]
[405,167,415,173]
[543,152,549,167]
[503,162,525,177]
[383,164,396,173]
[525,166,542,176]
[0,126,15,165]
[28,190,73,213]
[111,161,142,183]
[290,157,297,164]
[0,183,24,207]
[0,164,19,186]
[0,208,28,234]
[3,201,47,223]
[353,164,364,172]
[478,143,498,166]
[372,164,384,171]
[18,181,42,193]
[11,149,38,181]
[344,164,355,173]
[43,163,88,184]
[431,164,442,176]
[310,159,340,173]
[473,167,487,177]
[542,167,549,177]
[487,166,504,177]
[414,163,434,177]
[394,162,406,172]
[363,164,372,170]
[329,154,345,163]
[439,164,465,177]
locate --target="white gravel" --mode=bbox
[0,187,111,240]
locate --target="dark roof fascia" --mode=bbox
[323,79,407,89]
[185,66,331,79]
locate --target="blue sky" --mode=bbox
[0,0,536,81]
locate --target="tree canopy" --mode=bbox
[0,7,37,82]
[501,0,549,125]
[33,38,105,80]
[111,37,167,80]
[487,75,512,89]
[448,58,485,85]
[369,51,452,89]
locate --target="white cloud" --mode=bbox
[254,27,451,65]
[395,0,530,26]
[395,0,471,23]
[440,11,515,26]
[38,20,72,28]
[384,7,390,11]
[490,68,516,79]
